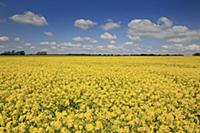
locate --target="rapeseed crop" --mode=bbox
[0,56,199,132]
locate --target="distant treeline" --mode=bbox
[0,50,200,56]
[0,50,47,55]
[36,54,185,56]
[193,53,200,56]
[0,50,25,55]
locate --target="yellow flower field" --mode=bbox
[0,56,199,132]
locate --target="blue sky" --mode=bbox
[0,0,200,54]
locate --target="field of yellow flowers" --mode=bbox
[0,56,199,132]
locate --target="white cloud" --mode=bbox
[124,42,134,45]
[74,19,96,30]
[175,44,183,47]
[61,42,81,47]
[159,43,200,54]
[167,38,186,43]
[40,41,49,45]
[161,45,169,49]
[72,36,97,43]
[25,43,32,46]
[101,20,120,30]
[158,17,173,28]
[127,17,200,45]
[52,42,82,51]
[14,37,20,41]
[123,41,139,48]
[110,40,116,44]
[127,35,140,41]
[185,44,200,51]
[30,46,35,49]
[107,44,117,49]
[2,15,199,55]
[10,11,48,26]
[40,41,56,45]
[128,19,160,33]
[51,46,57,49]
[100,32,117,41]
[124,41,134,45]
[44,32,53,37]
[0,36,9,41]
[172,26,188,33]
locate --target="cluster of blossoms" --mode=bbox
[0,56,199,132]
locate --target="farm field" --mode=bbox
[0,56,199,132]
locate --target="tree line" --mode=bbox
[0,50,47,55]
[0,50,200,56]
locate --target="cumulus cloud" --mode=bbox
[123,41,139,49]
[72,36,97,43]
[100,32,117,41]
[25,42,32,46]
[158,17,173,28]
[101,20,120,30]
[1,16,199,55]
[44,32,53,37]
[107,44,117,49]
[174,44,183,47]
[30,46,35,49]
[14,37,20,41]
[51,46,57,49]
[22,40,124,54]
[110,40,116,44]
[128,19,160,34]
[127,35,140,41]
[0,36,9,41]
[60,42,81,47]
[124,41,134,45]
[185,44,200,51]
[74,19,96,30]
[40,41,57,45]
[127,17,200,45]
[161,45,169,49]
[172,26,188,32]
[10,11,48,26]
[40,41,49,45]
[159,43,200,54]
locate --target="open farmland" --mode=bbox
[0,56,199,132]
